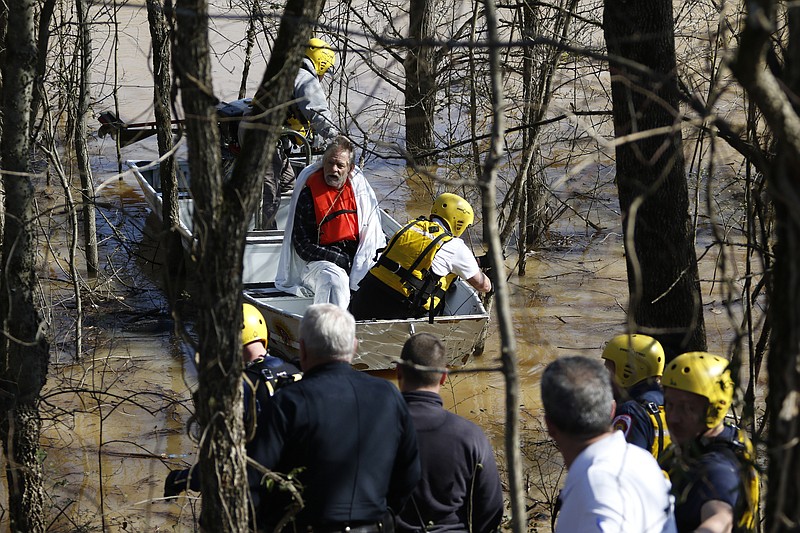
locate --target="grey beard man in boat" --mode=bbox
[275,136,385,308]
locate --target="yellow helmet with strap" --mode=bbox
[601,334,665,388]
[242,303,269,349]
[662,351,734,429]
[430,193,474,238]
[306,37,336,77]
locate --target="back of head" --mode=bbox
[430,193,474,237]
[541,356,613,439]
[323,135,355,166]
[601,333,665,388]
[242,303,269,349]
[306,37,336,77]
[399,333,446,389]
[300,303,356,364]
[662,351,734,429]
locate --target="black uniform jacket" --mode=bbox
[248,361,421,530]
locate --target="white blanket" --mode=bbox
[275,161,386,296]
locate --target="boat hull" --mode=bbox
[127,160,490,371]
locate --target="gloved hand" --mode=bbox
[475,254,494,281]
[164,468,190,499]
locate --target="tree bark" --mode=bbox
[172,0,324,528]
[75,0,98,278]
[731,0,800,528]
[481,1,526,531]
[603,0,706,357]
[146,0,185,307]
[404,0,437,166]
[0,0,49,531]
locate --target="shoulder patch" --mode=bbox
[612,414,633,437]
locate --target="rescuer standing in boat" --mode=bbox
[349,192,491,320]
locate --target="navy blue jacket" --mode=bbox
[613,381,665,452]
[249,361,421,530]
[396,391,503,533]
[666,425,747,532]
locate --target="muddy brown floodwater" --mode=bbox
[18,157,742,533]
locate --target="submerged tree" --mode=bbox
[0,0,49,531]
[731,0,800,528]
[603,0,707,356]
[171,0,324,528]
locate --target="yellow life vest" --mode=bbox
[370,217,457,312]
[642,401,672,459]
[660,425,760,531]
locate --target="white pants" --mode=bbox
[301,261,351,308]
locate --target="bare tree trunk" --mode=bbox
[30,0,55,135]
[146,0,185,308]
[603,0,707,357]
[731,0,800,528]
[172,0,324,527]
[404,0,437,166]
[172,0,249,528]
[0,0,49,531]
[480,2,525,531]
[75,0,98,278]
[238,0,260,100]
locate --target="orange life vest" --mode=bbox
[305,170,359,245]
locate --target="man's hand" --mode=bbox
[164,469,190,499]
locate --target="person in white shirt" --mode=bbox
[541,355,678,533]
[349,192,491,320]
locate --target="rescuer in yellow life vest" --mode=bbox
[659,351,760,532]
[349,193,492,320]
[601,333,671,459]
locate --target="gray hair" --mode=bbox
[541,356,613,439]
[324,135,355,166]
[299,303,356,363]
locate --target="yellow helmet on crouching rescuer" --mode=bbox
[306,38,336,77]
[601,334,665,389]
[242,303,269,349]
[430,193,474,238]
[663,351,734,429]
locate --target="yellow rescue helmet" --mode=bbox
[663,351,734,429]
[242,303,269,349]
[306,38,336,77]
[430,193,474,237]
[601,334,665,388]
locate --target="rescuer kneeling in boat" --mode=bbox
[275,136,385,308]
[349,192,492,320]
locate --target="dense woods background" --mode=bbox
[0,0,798,530]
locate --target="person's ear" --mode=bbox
[439,372,447,386]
